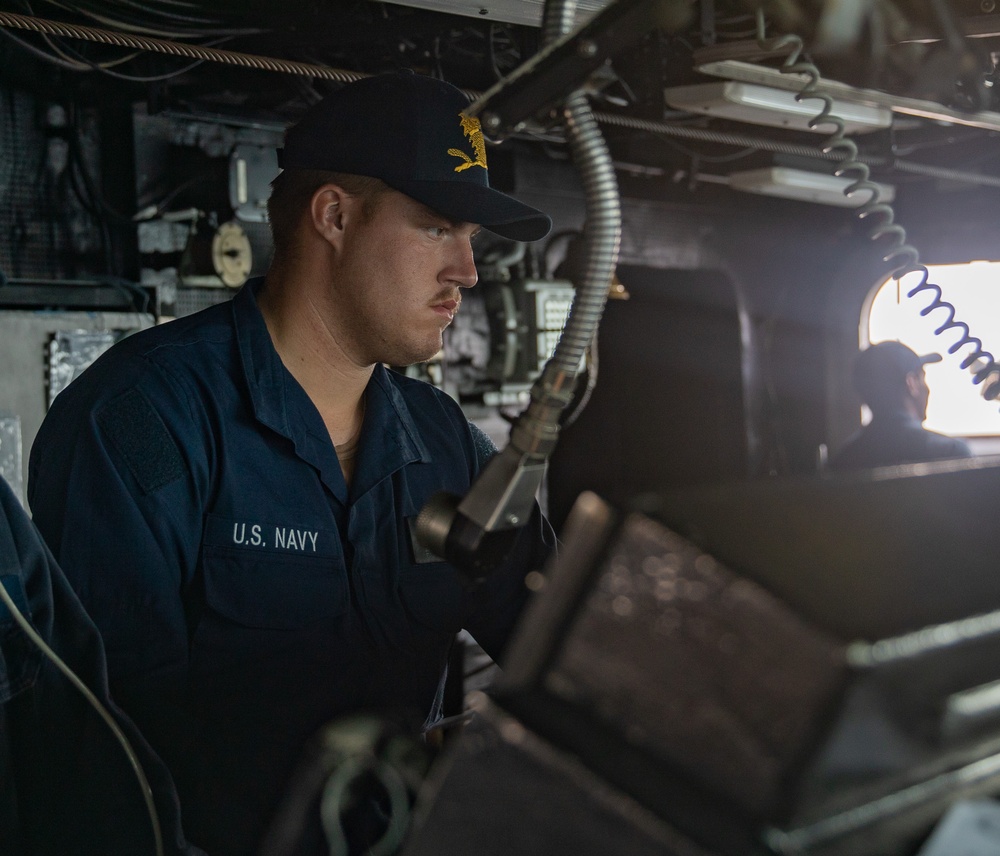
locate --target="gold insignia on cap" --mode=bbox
[448,113,488,173]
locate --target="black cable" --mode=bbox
[3,91,20,277]
[97,275,152,313]
[42,0,260,38]
[5,90,33,280]
[103,0,221,28]
[51,31,213,82]
[66,104,133,224]
[0,24,91,69]
[651,132,762,164]
[17,1,229,81]
[64,104,127,275]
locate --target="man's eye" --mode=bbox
[426,226,447,238]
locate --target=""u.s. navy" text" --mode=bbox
[231,522,319,552]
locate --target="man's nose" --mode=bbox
[448,237,479,289]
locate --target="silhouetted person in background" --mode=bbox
[829,341,973,471]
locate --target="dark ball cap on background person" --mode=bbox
[278,70,552,243]
[853,340,941,404]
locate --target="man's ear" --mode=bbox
[904,371,921,397]
[309,185,350,246]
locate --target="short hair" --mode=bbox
[266,169,389,259]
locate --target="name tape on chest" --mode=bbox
[204,514,336,557]
[231,521,319,552]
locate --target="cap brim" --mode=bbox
[918,353,943,365]
[389,178,552,243]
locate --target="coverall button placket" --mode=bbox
[342,371,427,642]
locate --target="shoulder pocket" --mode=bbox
[0,575,42,702]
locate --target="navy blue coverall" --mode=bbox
[828,409,973,471]
[0,474,201,856]
[28,278,553,855]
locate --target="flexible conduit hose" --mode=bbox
[508,0,622,459]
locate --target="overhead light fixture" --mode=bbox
[695,60,1000,134]
[664,81,893,135]
[377,0,609,27]
[727,167,896,207]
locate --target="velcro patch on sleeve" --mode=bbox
[96,388,186,494]
[468,421,499,469]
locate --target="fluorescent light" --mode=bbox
[697,60,1000,134]
[664,81,893,135]
[728,167,896,207]
[378,0,608,27]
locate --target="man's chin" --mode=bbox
[389,342,444,369]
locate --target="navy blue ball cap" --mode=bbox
[855,340,941,386]
[278,70,552,242]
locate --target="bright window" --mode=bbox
[868,261,1000,437]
